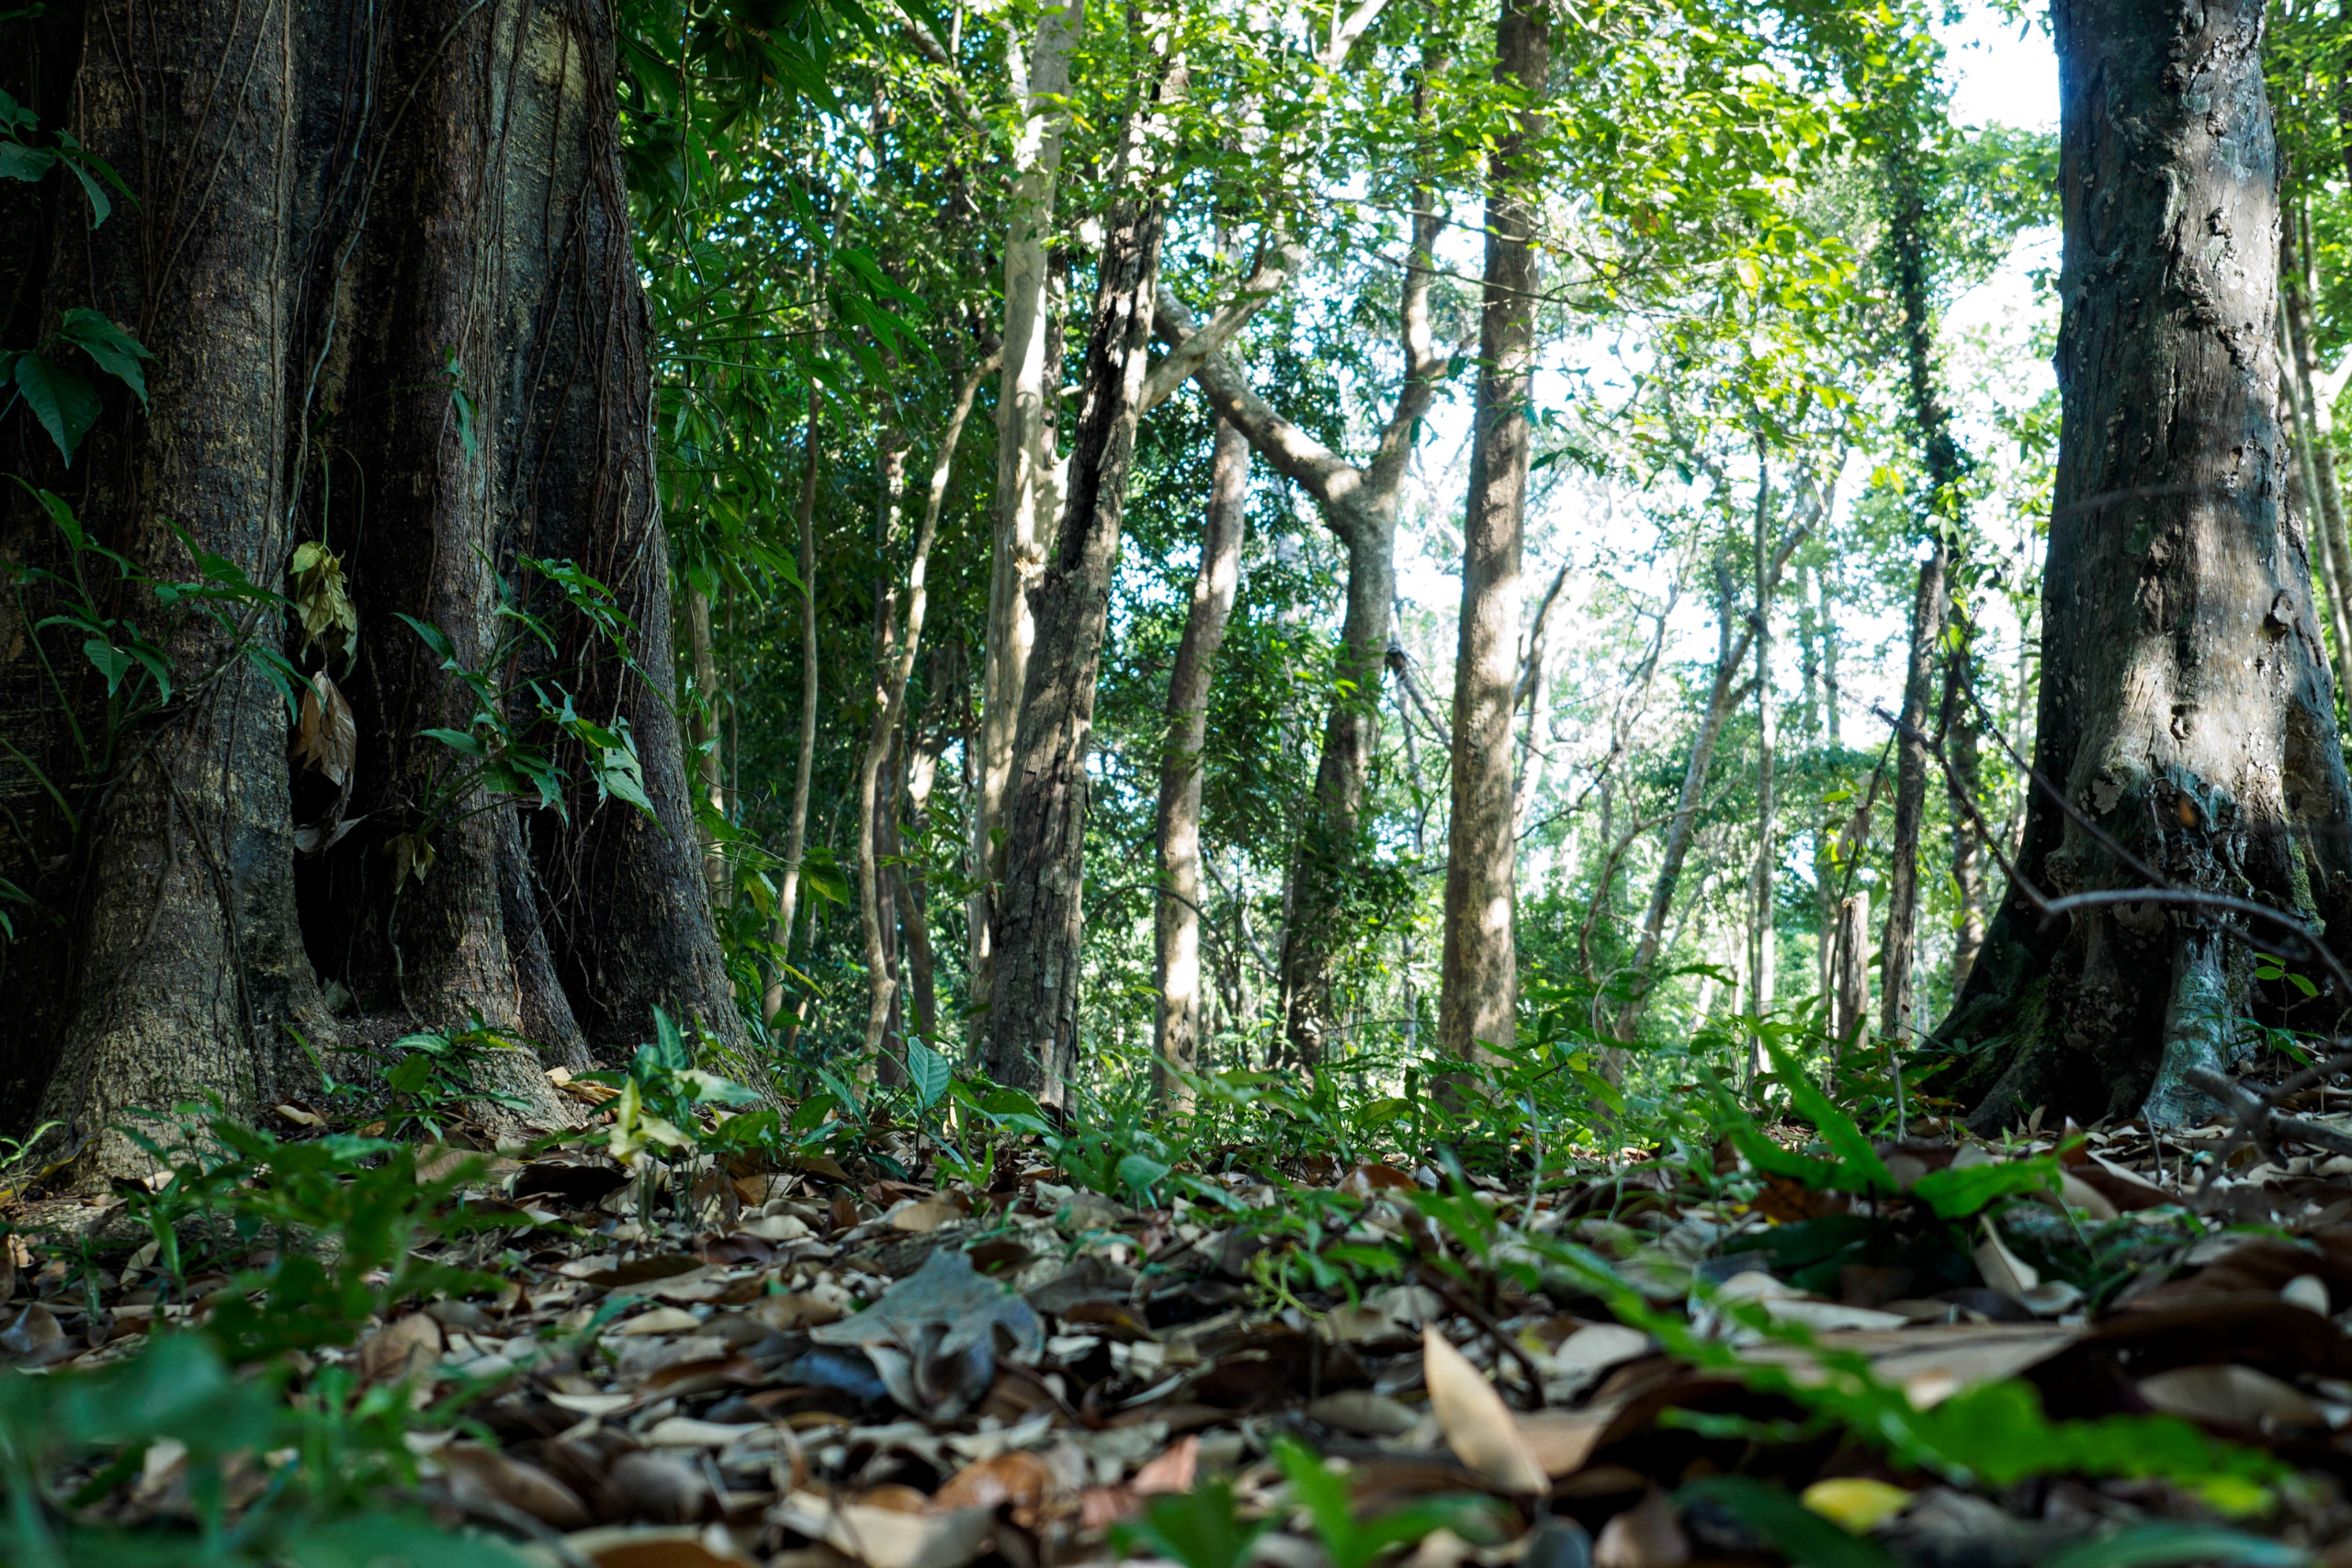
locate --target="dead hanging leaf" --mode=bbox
[1422,1325,1550,1494]
[389,831,435,889]
[289,541,358,670]
[291,671,356,787]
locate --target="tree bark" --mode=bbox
[982,72,1171,1100]
[1441,0,1545,1063]
[1942,635,1987,990]
[0,0,736,1165]
[1154,420,1248,1103]
[971,0,1082,1055]
[1929,0,2352,1130]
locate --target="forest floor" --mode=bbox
[2,1064,2350,1568]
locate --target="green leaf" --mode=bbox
[2037,1525,2305,1568]
[1110,1480,1269,1568]
[1767,1041,1897,1193]
[12,351,102,463]
[1117,1153,1171,1200]
[0,142,55,181]
[594,743,654,816]
[52,308,152,405]
[393,612,458,663]
[81,637,132,696]
[1679,1477,1901,1568]
[1909,1157,2059,1220]
[906,1036,950,1110]
[418,727,488,758]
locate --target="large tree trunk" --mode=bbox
[0,0,736,1168]
[1441,0,1545,1062]
[1154,421,1248,1102]
[981,115,1170,1101]
[970,0,1082,1057]
[1930,0,2352,1130]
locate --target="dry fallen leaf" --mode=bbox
[2137,1363,2325,1431]
[934,1449,1056,1528]
[441,1442,592,1529]
[1593,1487,1690,1568]
[1421,1325,1549,1494]
[777,1489,994,1568]
[356,1311,441,1384]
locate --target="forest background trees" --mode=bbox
[13,0,2352,1151]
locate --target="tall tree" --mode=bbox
[1442,0,1547,1062]
[1931,0,2352,1128]
[1153,421,1249,1101]
[970,0,1084,1054]
[0,0,736,1170]
[982,39,1176,1100]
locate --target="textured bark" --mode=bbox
[1154,419,1249,1102]
[2278,302,2352,699]
[1833,892,1871,1056]
[982,149,1169,1101]
[1441,0,1544,1063]
[0,0,735,1165]
[971,0,1081,1055]
[1942,641,1987,991]
[1929,0,2352,1129]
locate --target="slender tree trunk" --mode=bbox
[687,584,729,908]
[1154,421,1249,1103]
[1943,633,1986,989]
[1834,892,1871,1059]
[1442,0,1545,1063]
[1804,568,1833,1002]
[2278,223,2352,701]
[1878,147,1962,1045]
[1153,52,1451,1070]
[765,390,823,1027]
[1932,0,2352,1129]
[982,72,1171,1100]
[856,357,990,1066]
[1748,461,1778,1077]
[972,0,1082,1055]
[2279,309,2352,698]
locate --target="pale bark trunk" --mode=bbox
[2279,309,2352,696]
[1935,0,2352,1129]
[765,390,823,1028]
[2278,226,2352,701]
[1441,0,1545,1062]
[687,584,729,907]
[1747,462,1778,1077]
[856,358,992,1065]
[972,0,1082,1055]
[1833,891,1871,1058]
[1943,637,1986,990]
[1154,420,1248,1103]
[982,63,1171,1099]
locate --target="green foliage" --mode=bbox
[1111,1480,1272,1568]
[1679,1477,1898,1568]
[1269,1437,1498,1568]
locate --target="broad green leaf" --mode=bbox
[13,351,102,463]
[1910,1157,2059,1220]
[0,142,55,181]
[81,637,132,696]
[1117,1152,1171,1199]
[2038,1525,2305,1568]
[52,308,152,404]
[905,1036,950,1110]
